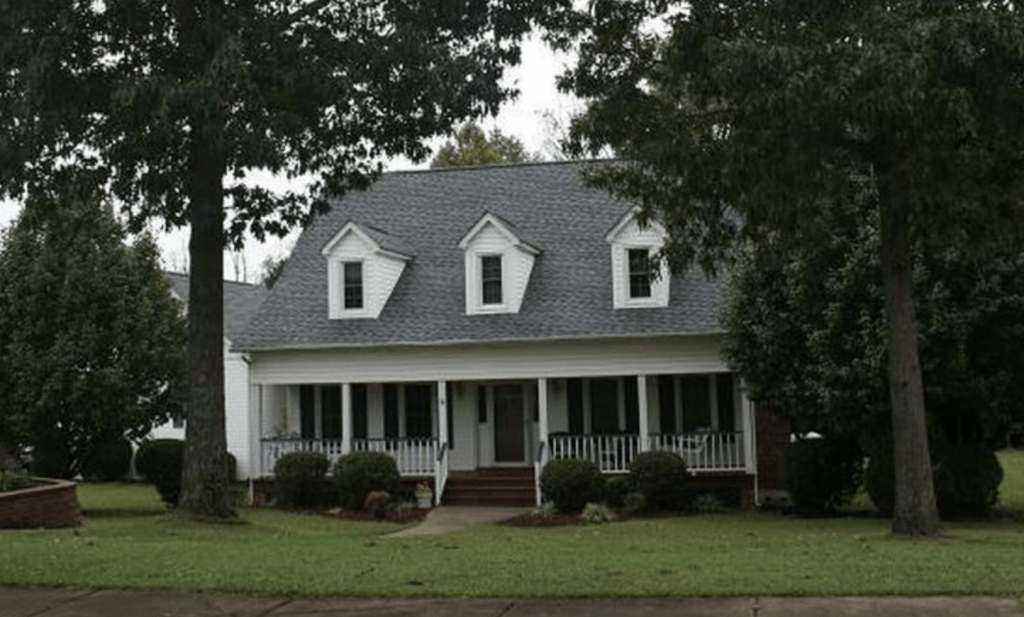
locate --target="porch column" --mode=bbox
[740,378,756,474]
[341,382,352,455]
[437,380,448,448]
[537,378,549,506]
[637,375,650,452]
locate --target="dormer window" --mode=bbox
[322,222,413,320]
[481,255,503,305]
[343,262,364,309]
[606,208,670,309]
[459,213,540,315]
[627,249,652,299]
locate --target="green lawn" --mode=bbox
[1,451,1023,598]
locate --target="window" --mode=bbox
[481,255,502,305]
[628,248,652,299]
[343,261,363,309]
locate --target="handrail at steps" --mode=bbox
[534,440,546,506]
[434,441,449,505]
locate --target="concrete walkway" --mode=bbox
[388,505,529,537]
[3,589,1022,617]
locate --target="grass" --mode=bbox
[0,451,1022,598]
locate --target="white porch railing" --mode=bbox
[260,437,346,475]
[353,437,437,476]
[547,432,746,473]
[650,431,746,471]
[548,433,640,473]
[260,437,438,477]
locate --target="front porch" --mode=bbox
[254,373,756,506]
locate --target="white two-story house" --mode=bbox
[233,161,785,506]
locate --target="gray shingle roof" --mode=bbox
[166,272,269,341]
[233,161,727,351]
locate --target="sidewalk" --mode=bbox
[4,588,1022,617]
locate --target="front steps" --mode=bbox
[440,468,536,507]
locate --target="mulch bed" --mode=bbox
[503,510,633,527]
[273,505,430,524]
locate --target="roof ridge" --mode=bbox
[383,158,619,176]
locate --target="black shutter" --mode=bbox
[658,376,677,433]
[446,382,454,449]
[300,385,316,439]
[384,384,399,438]
[567,378,583,434]
[353,384,368,439]
[624,377,640,434]
[321,386,342,439]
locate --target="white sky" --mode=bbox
[0,33,580,284]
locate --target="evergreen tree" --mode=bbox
[0,176,187,478]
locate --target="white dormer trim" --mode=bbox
[459,213,539,315]
[607,207,670,309]
[458,213,541,255]
[321,222,412,320]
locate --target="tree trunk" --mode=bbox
[178,122,236,519]
[877,170,939,536]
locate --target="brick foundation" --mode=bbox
[0,478,84,528]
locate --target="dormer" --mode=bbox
[458,213,540,315]
[321,222,413,319]
[606,207,670,309]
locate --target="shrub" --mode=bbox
[0,468,34,493]
[623,491,647,514]
[135,439,185,507]
[82,437,133,481]
[866,444,1002,518]
[533,501,558,518]
[784,436,862,514]
[865,448,895,516]
[692,492,724,514]
[333,451,401,511]
[628,451,688,512]
[364,490,391,520]
[540,458,605,513]
[273,451,330,507]
[582,502,614,523]
[604,475,630,508]
[934,444,1003,518]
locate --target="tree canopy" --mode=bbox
[0,0,571,517]
[560,0,1024,534]
[724,191,1024,450]
[0,176,187,478]
[430,121,541,168]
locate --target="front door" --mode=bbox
[493,384,525,463]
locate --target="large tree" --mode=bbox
[0,175,187,478]
[724,189,1024,450]
[0,0,569,518]
[430,121,541,168]
[561,1,1024,534]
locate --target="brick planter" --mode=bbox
[0,478,84,528]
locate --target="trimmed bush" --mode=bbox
[135,439,185,507]
[935,444,1003,518]
[0,468,34,493]
[82,437,133,481]
[623,491,647,514]
[273,451,330,507]
[865,448,895,516]
[784,436,862,514]
[540,458,605,513]
[866,444,1002,518]
[604,475,630,508]
[333,451,401,511]
[628,451,688,512]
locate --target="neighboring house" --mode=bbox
[234,161,785,506]
[148,273,268,479]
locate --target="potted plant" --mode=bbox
[415,481,433,508]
